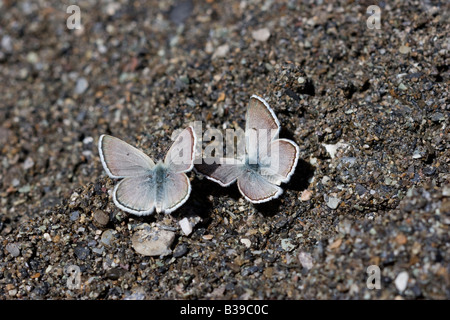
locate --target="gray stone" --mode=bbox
[131,224,175,257]
[74,77,89,95]
[6,243,20,257]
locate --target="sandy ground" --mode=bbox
[0,0,448,299]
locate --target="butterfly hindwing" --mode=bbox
[246,95,280,141]
[195,158,244,187]
[113,175,156,215]
[260,138,299,185]
[158,171,191,214]
[237,169,283,203]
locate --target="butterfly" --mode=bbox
[195,95,299,203]
[98,127,196,215]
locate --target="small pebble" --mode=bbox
[1,35,12,52]
[395,233,407,245]
[74,77,89,95]
[326,196,341,209]
[173,243,189,258]
[281,239,295,252]
[300,190,313,201]
[240,238,251,248]
[18,185,31,193]
[106,267,126,280]
[443,186,450,197]
[179,217,193,236]
[355,184,367,196]
[169,0,194,24]
[298,251,314,270]
[23,157,34,170]
[101,229,115,246]
[26,52,39,64]
[321,176,332,185]
[322,142,348,159]
[430,112,445,122]
[202,234,213,240]
[412,149,423,159]
[12,178,20,187]
[398,83,407,91]
[43,233,52,242]
[251,28,271,42]
[399,45,411,54]
[6,243,20,257]
[328,238,342,250]
[93,209,109,228]
[74,246,90,260]
[185,98,196,107]
[123,287,146,300]
[212,44,229,59]
[422,166,436,176]
[92,247,104,255]
[395,271,409,293]
[83,136,94,144]
[70,211,80,221]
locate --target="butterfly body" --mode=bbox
[152,161,168,187]
[151,162,168,213]
[245,159,260,173]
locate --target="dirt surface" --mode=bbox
[0,0,449,299]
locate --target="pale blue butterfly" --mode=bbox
[196,95,299,203]
[99,127,196,215]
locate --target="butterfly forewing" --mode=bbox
[245,96,281,163]
[165,126,196,173]
[99,135,155,178]
[246,95,280,141]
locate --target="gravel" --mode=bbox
[0,0,448,300]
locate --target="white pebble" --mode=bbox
[281,238,296,252]
[74,77,89,95]
[83,136,94,144]
[395,271,409,293]
[322,142,349,159]
[326,196,341,209]
[1,35,12,52]
[240,238,251,248]
[179,217,193,236]
[43,233,52,242]
[23,157,34,170]
[298,251,314,270]
[251,28,271,42]
[212,44,229,59]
